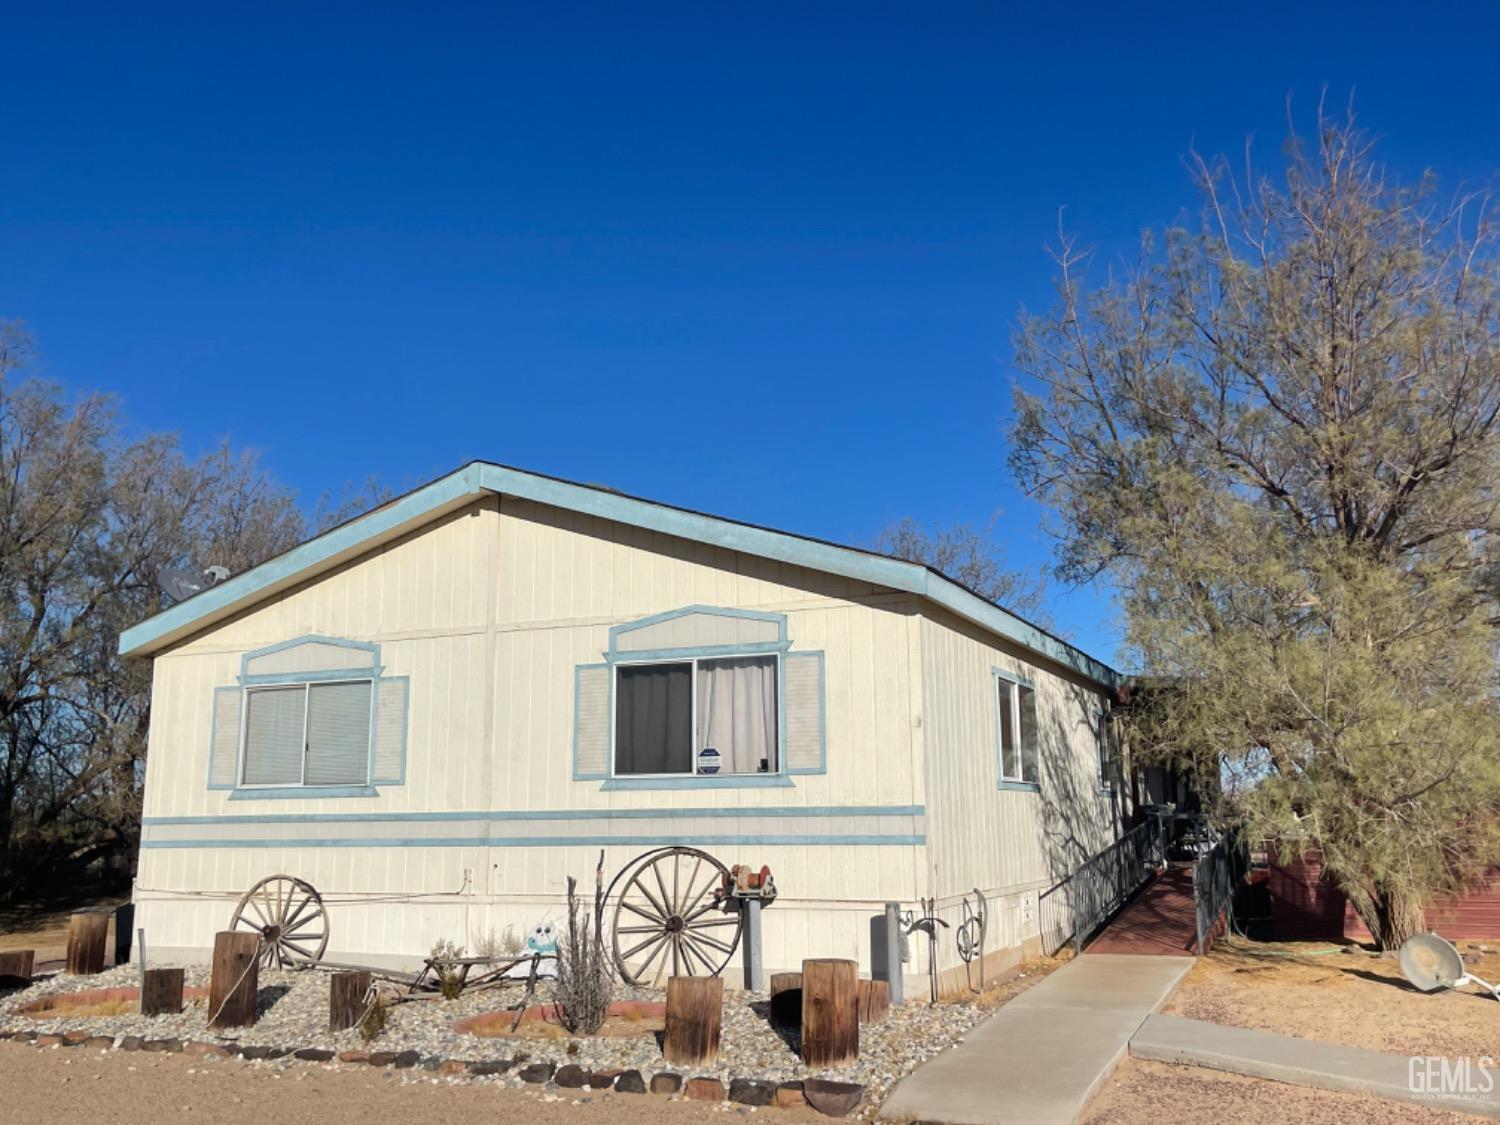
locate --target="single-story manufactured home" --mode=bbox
[121,461,1132,991]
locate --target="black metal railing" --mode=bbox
[1192,830,1250,954]
[1040,814,1167,956]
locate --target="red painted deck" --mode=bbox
[1084,866,1198,956]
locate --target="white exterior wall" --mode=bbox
[917,610,1123,981]
[134,491,1123,990]
[136,495,929,981]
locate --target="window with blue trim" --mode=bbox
[208,635,410,797]
[573,606,822,786]
[614,654,778,777]
[996,673,1039,785]
[241,679,373,788]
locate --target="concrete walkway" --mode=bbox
[879,954,1192,1123]
[1133,1013,1500,1119]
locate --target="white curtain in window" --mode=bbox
[696,656,777,773]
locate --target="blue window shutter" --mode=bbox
[372,676,409,785]
[573,663,610,780]
[208,686,242,789]
[783,651,826,774]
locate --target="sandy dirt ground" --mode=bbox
[1163,937,1500,1060]
[0,1037,831,1125]
[1083,1058,1480,1125]
[2,1036,1484,1125]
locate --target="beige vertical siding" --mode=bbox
[135,495,931,977]
[135,489,1120,981]
[917,609,1122,973]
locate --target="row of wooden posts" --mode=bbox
[16,922,887,1070]
[0,911,114,984]
[665,958,887,1069]
[117,935,372,1030]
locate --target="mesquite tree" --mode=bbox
[1009,109,1500,950]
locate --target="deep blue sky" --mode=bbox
[5,3,1498,667]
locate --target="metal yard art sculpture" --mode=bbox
[903,897,949,1004]
[956,888,988,993]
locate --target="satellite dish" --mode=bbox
[1399,932,1499,1000]
[160,565,227,604]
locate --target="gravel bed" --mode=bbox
[0,965,1010,1114]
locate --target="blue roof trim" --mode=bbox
[119,465,485,656]
[119,460,1119,688]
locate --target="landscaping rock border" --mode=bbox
[0,1025,866,1116]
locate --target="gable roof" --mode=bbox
[118,460,1121,688]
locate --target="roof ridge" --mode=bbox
[119,459,1119,688]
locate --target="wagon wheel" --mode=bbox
[609,847,742,987]
[229,875,329,970]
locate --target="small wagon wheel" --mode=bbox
[229,875,329,969]
[608,847,741,987]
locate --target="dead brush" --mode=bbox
[358,991,389,1042]
[471,925,523,960]
[430,937,466,1000]
[554,851,614,1035]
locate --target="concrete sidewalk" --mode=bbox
[1132,1013,1500,1119]
[879,954,1192,1124]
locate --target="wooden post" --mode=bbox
[769,970,802,1028]
[0,950,34,986]
[801,958,858,1067]
[65,911,109,975]
[208,931,260,1028]
[329,970,373,1032]
[857,978,890,1023]
[140,967,185,1016]
[662,975,723,1067]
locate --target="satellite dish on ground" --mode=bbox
[159,564,231,604]
[1399,932,1499,1000]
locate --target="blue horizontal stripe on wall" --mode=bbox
[141,804,924,827]
[140,833,927,850]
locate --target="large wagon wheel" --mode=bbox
[229,875,329,969]
[608,847,742,987]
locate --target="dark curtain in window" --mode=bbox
[616,663,692,775]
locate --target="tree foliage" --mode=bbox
[875,517,1050,624]
[0,321,345,896]
[1009,108,1500,949]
